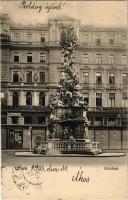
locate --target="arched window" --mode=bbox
[13,91,19,107]
[39,92,45,106]
[26,92,32,106]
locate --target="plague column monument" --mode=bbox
[48,25,102,154]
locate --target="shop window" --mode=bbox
[39,92,45,106]
[39,72,45,83]
[95,117,102,121]
[104,117,107,126]
[108,117,115,122]
[95,117,103,125]
[38,116,46,124]
[109,93,115,107]
[40,52,46,63]
[96,93,102,107]
[26,92,32,106]
[109,73,115,84]
[12,91,19,106]
[1,116,7,124]
[83,72,89,84]
[27,52,32,62]
[26,71,32,83]
[40,34,45,42]
[13,71,19,83]
[82,53,88,64]
[14,52,19,62]
[96,54,102,64]
[24,116,33,124]
[96,72,102,85]
[12,116,18,124]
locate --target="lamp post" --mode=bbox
[28,126,32,151]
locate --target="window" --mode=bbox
[96,35,101,45]
[14,33,20,41]
[84,93,89,104]
[39,72,45,83]
[83,35,88,44]
[27,52,32,62]
[14,52,19,62]
[96,93,102,107]
[26,71,32,83]
[96,72,102,85]
[27,33,32,42]
[1,116,7,124]
[12,116,18,124]
[38,116,46,124]
[122,55,127,65]
[96,54,102,64]
[109,36,114,44]
[109,73,115,85]
[24,116,33,124]
[82,53,88,64]
[122,92,128,107]
[13,71,19,83]
[122,92,128,99]
[122,73,128,85]
[108,117,115,122]
[83,72,89,84]
[39,92,45,106]
[12,91,19,106]
[121,36,127,44]
[26,92,32,106]
[108,54,114,64]
[40,52,46,63]
[95,117,103,125]
[40,34,45,42]
[109,93,115,107]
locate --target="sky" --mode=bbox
[0,1,127,27]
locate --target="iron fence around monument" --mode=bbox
[50,139,101,152]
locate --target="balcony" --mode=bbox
[11,41,48,49]
[8,82,48,88]
[1,105,50,113]
[79,42,127,50]
[106,84,117,90]
[88,107,128,113]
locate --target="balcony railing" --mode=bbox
[1,105,127,112]
[1,105,50,112]
[79,42,127,49]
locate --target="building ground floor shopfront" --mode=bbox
[1,125,48,150]
[1,126,128,151]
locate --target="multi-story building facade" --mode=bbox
[1,14,128,150]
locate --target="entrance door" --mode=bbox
[8,130,23,149]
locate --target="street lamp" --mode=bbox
[28,126,32,151]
